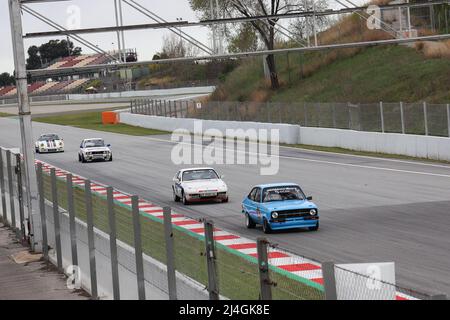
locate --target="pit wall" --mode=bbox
[119,113,450,161]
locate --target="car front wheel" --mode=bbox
[182,192,190,205]
[262,219,271,234]
[173,188,180,202]
[309,222,319,231]
[245,213,256,229]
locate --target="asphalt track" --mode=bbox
[1,116,450,296]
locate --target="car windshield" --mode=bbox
[85,139,105,148]
[40,134,59,141]
[183,169,219,181]
[262,186,304,202]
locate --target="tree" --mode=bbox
[189,0,307,89]
[155,33,200,59]
[228,23,259,53]
[0,72,15,86]
[26,39,82,70]
[289,0,330,43]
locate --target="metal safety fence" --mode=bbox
[0,147,445,300]
[131,99,450,138]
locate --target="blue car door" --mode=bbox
[244,188,258,221]
[245,188,262,224]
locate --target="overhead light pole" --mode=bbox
[8,0,42,252]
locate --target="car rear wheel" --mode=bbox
[245,213,256,229]
[262,219,271,234]
[222,197,229,203]
[309,222,319,231]
[173,188,180,202]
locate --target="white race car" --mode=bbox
[35,133,64,153]
[172,168,228,205]
[78,138,113,163]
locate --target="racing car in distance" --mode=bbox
[242,183,319,234]
[35,133,64,153]
[78,138,113,163]
[172,168,228,205]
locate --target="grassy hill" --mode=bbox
[209,6,450,104]
[211,44,450,104]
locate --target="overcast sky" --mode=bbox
[0,0,365,74]
[0,0,209,74]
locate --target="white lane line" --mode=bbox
[143,136,450,178]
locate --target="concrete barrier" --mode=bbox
[299,127,450,161]
[68,86,216,101]
[119,112,450,161]
[120,113,301,144]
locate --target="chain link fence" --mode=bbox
[0,147,445,300]
[131,99,450,138]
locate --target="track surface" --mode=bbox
[1,116,450,296]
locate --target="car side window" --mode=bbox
[254,188,261,203]
[176,172,181,181]
[248,188,257,201]
[80,141,84,148]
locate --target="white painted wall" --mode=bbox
[119,113,450,161]
[299,127,450,161]
[120,113,301,144]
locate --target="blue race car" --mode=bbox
[242,183,319,233]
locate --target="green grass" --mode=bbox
[42,172,324,300]
[34,111,169,136]
[0,112,13,117]
[214,45,450,104]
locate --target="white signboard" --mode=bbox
[335,262,396,300]
[196,102,202,109]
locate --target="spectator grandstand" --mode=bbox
[0,49,137,99]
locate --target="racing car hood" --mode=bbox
[83,147,111,152]
[38,139,63,146]
[261,200,317,211]
[181,179,227,191]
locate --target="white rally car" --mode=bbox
[78,138,113,163]
[35,133,64,153]
[172,168,228,205]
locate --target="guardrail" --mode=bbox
[0,147,443,300]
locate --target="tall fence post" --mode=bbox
[66,174,78,268]
[15,153,25,241]
[423,101,429,136]
[50,168,63,272]
[256,237,272,300]
[0,149,7,225]
[131,195,146,300]
[380,101,385,133]
[163,206,177,300]
[107,187,120,300]
[204,219,219,300]
[400,102,405,134]
[36,163,48,260]
[84,180,98,299]
[6,150,16,229]
[447,104,450,138]
[322,261,338,300]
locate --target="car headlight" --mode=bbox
[271,211,279,219]
[310,209,318,216]
[40,143,44,147]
